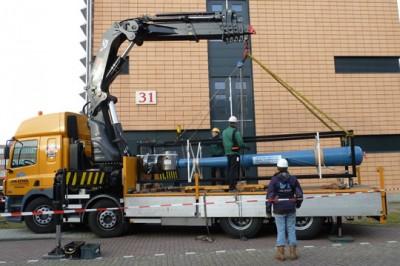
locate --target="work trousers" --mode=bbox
[274,212,297,246]
[211,167,225,185]
[226,154,240,190]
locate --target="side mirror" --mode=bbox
[3,145,10,160]
[3,138,15,160]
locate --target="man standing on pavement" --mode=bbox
[222,116,246,191]
[266,158,303,261]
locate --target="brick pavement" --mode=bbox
[0,223,400,265]
[1,241,399,265]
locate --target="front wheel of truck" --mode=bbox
[25,197,56,233]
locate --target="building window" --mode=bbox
[354,135,400,153]
[214,81,226,90]
[12,140,38,168]
[232,4,243,12]
[235,81,247,90]
[211,4,223,12]
[334,56,400,73]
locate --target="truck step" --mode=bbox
[129,218,161,224]
[63,217,81,223]
[66,194,90,199]
[65,204,83,209]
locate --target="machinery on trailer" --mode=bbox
[2,10,387,239]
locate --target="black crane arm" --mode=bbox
[87,10,254,162]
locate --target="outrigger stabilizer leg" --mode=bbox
[43,170,66,259]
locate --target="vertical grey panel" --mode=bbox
[207,0,257,179]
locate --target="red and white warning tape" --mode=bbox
[0,188,387,218]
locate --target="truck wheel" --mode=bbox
[220,217,263,238]
[25,197,56,233]
[88,199,126,238]
[296,217,324,240]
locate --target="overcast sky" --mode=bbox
[0,1,85,144]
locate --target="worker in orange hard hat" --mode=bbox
[209,127,225,184]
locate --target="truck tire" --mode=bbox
[220,217,263,238]
[296,217,324,240]
[25,197,56,233]
[88,199,126,238]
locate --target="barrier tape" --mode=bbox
[0,188,388,218]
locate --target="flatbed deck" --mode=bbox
[123,184,386,220]
[125,184,380,197]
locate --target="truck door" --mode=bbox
[38,136,62,188]
[5,139,39,196]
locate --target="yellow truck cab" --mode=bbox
[4,112,91,233]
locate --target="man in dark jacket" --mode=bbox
[222,116,246,191]
[266,158,303,261]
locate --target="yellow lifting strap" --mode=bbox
[246,53,351,136]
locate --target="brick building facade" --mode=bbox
[92,0,400,194]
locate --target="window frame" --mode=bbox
[334,56,400,74]
[11,139,38,168]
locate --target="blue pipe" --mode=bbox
[177,146,363,168]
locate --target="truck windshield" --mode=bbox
[11,140,38,168]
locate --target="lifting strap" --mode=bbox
[246,53,351,136]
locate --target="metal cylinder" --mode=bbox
[177,146,363,168]
[162,151,177,171]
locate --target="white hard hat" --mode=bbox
[277,158,288,168]
[228,116,238,123]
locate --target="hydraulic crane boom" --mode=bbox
[87,10,254,162]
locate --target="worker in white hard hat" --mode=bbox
[266,158,303,261]
[222,115,247,191]
[209,127,225,184]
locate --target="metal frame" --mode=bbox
[136,131,358,185]
[124,192,382,218]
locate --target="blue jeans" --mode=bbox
[274,212,297,246]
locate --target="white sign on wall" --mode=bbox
[135,91,157,105]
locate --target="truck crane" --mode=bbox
[3,10,255,237]
[2,10,386,239]
[87,10,253,164]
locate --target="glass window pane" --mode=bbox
[232,4,242,12]
[215,95,226,101]
[235,81,247,90]
[334,56,400,73]
[12,140,38,167]
[211,4,223,12]
[214,81,226,90]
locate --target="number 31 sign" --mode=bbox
[135,91,157,105]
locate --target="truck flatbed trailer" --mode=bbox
[120,175,387,239]
[125,185,386,219]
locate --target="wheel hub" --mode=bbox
[98,210,117,229]
[228,217,252,230]
[33,205,53,226]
